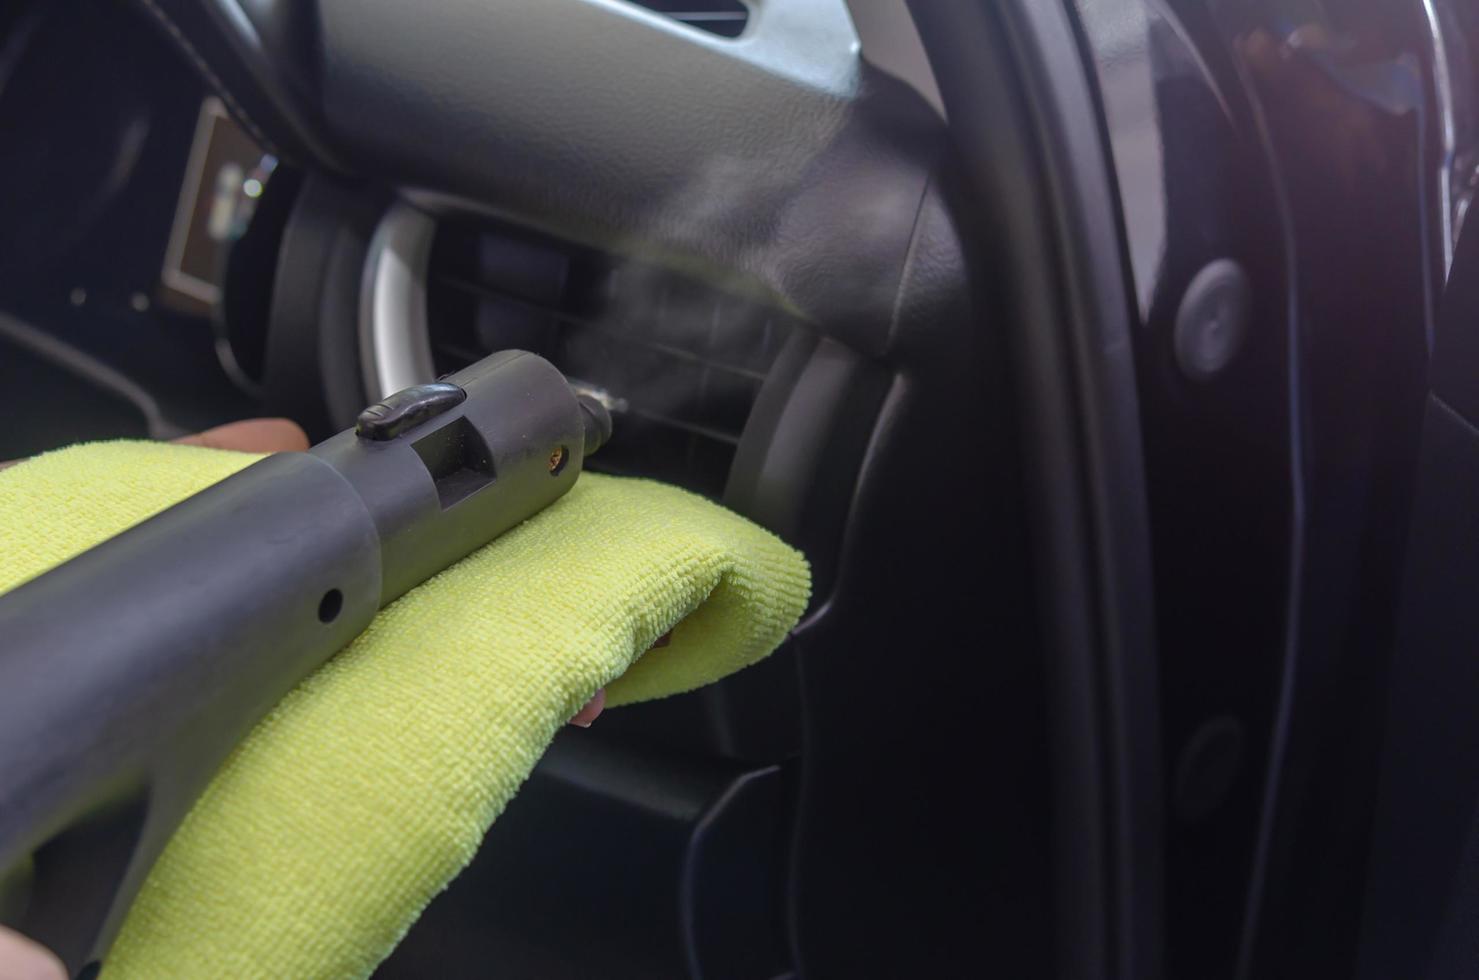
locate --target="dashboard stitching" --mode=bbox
[131,0,276,153]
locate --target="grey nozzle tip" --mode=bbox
[578,394,613,456]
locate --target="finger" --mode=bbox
[568,688,606,728]
[174,418,310,454]
[0,926,66,980]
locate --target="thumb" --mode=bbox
[0,926,65,980]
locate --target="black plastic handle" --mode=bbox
[0,350,606,975]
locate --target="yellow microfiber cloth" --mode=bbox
[0,440,810,979]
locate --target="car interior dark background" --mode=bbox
[5,0,1479,977]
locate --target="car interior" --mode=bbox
[7,0,1479,978]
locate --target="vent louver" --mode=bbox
[629,0,749,38]
[426,223,791,498]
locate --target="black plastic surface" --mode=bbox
[1432,201,1479,422]
[134,0,946,353]
[378,735,792,980]
[1213,6,1439,975]
[218,165,305,389]
[1356,194,1479,980]
[262,174,387,440]
[0,0,259,438]
[723,330,889,602]
[317,351,590,605]
[0,335,151,459]
[1357,397,1479,980]
[911,3,1165,978]
[356,382,467,441]
[1071,5,1308,974]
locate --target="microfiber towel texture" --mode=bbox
[0,440,810,979]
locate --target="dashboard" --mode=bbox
[0,2,1019,976]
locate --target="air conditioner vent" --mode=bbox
[426,223,792,498]
[628,0,749,38]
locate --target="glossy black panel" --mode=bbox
[1076,4,1297,975]
[1214,4,1437,977]
[1078,0,1443,975]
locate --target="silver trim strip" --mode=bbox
[161,98,228,305]
[1422,0,1458,276]
[359,204,438,400]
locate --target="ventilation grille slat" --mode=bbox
[629,0,750,38]
[426,224,792,498]
[436,273,771,383]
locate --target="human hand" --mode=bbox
[0,925,64,980]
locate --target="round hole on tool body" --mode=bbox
[549,445,569,476]
[318,589,343,624]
